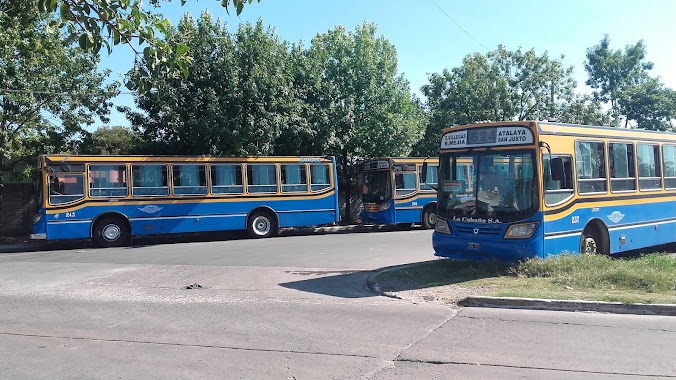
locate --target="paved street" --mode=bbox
[1,229,675,379]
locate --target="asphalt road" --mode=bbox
[1,228,675,379]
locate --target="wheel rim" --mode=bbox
[582,237,597,255]
[102,224,121,242]
[426,212,437,226]
[252,216,271,236]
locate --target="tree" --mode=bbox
[0,3,118,183]
[585,35,675,130]
[124,13,293,156]
[126,19,424,221]
[557,94,612,126]
[413,46,603,156]
[80,126,141,155]
[304,22,426,219]
[34,0,259,93]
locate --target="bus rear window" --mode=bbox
[310,164,331,191]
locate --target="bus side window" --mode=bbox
[575,141,607,193]
[544,156,574,206]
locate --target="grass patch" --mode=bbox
[374,254,676,304]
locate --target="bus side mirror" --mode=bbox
[421,162,428,183]
[550,157,565,182]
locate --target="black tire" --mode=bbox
[421,206,437,229]
[581,228,603,255]
[247,211,277,238]
[93,217,130,247]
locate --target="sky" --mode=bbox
[98,0,676,128]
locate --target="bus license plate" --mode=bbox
[467,242,480,250]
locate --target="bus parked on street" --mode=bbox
[360,157,439,229]
[30,155,339,246]
[426,120,676,261]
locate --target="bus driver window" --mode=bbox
[50,177,63,195]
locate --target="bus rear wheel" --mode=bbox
[422,206,437,229]
[247,211,277,238]
[581,229,603,255]
[93,217,130,248]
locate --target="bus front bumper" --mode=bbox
[432,232,542,262]
[360,210,394,225]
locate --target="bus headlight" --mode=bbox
[504,222,539,239]
[379,202,391,211]
[435,219,451,234]
[33,214,42,224]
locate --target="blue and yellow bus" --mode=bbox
[427,121,676,261]
[30,155,339,246]
[360,157,439,229]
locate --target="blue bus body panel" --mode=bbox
[544,199,676,256]
[360,202,395,224]
[433,213,544,262]
[32,208,48,236]
[48,220,92,240]
[39,191,338,240]
[434,199,676,262]
[393,194,436,224]
[391,208,420,224]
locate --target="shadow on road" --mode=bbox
[279,269,381,299]
[0,224,425,254]
[278,259,474,299]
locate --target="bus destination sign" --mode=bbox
[440,126,534,149]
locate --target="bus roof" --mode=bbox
[41,155,335,164]
[440,121,676,143]
[363,157,438,164]
[537,122,676,142]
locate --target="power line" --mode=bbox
[429,0,490,52]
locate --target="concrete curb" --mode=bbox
[459,296,676,316]
[365,263,429,299]
[0,241,86,254]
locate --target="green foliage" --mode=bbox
[412,46,602,156]
[34,0,259,94]
[514,254,676,293]
[0,4,118,183]
[124,13,292,156]
[79,126,141,155]
[585,35,675,130]
[125,16,425,173]
[304,22,426,178]
[374,254,676,304]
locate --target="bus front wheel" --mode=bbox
[93,217,130,248]
[247,211,277,238]
[422,206,437,229]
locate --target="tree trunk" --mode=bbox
[342,153,352,223]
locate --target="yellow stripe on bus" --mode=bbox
[544,195,676,221]
[46,190,336,214]
[394,194,436,204]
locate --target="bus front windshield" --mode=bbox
[362,170,392,203]
[438,151,537,222]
